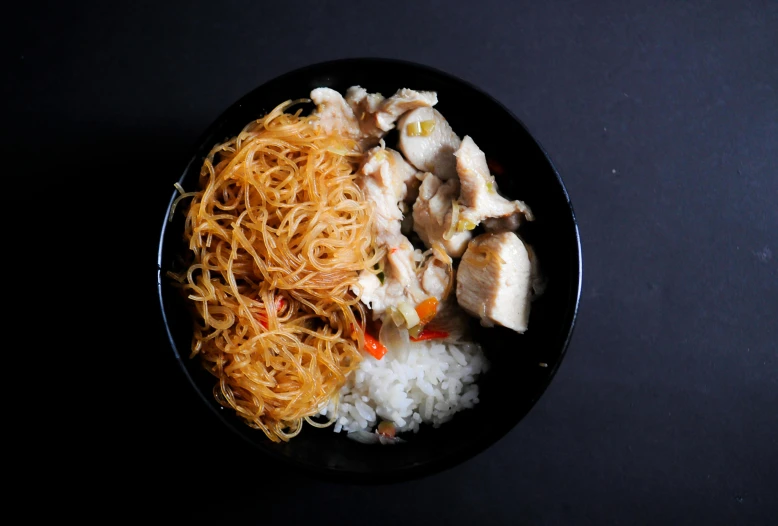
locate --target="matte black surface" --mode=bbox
[157,58,581,483]
[14,0,776,523]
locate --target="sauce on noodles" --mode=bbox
[168,100,382,442]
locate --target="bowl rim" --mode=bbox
[156,56,583,484]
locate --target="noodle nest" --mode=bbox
[168,100,381,442]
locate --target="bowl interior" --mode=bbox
[157,58,582,483]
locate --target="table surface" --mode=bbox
[14,0,776,523]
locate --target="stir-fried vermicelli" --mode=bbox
[168,100,381,442]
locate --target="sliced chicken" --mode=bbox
[354,147,431,317]
[355,220,453,318]
[356,259,415,316]
[455,136,533,227]
[345,86,386,140]
[420,259,449,299]
[398,107,461,180]
[358,159,402,246]
[356,245,420,316]
[358,246,452,317]
[412,172,472,257]
[456,232,533,333]
[356,271,385,310]
[386,239,423,295]
[374,88,438,132]
[343,86,438,146]
[361,146,420,210]
[356,239,428,318]
[310,87,363,143]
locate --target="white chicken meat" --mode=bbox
[361,146,420,211]
[310,87,364,145]
[355,147,451,317]
[398,107,461,180]
[373,88,438,132]
[455,135,533,227]
[455,232,533,333]
[412,172,472,258]
[311,86,438,151]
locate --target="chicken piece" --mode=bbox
[357,146,421,247]
[365,246,452,316]
[357,238,454,319]
[358,172,401,246]
[455,136,533,227]
[385,238,424,298]
[345,86,386,140]
[374,88,438,132]
[356,271,384,309]
[420,258,450,300]
[355,147,430,316]
[354,197,453,317]
[344,86,437,145]
[346,86,386,112]
[361,146,419,209]
[356,269,408,316]
[412,172,472,257]
[310,87,363,142]
[357,254,450,318]
[455,232,533,333]
[398,107,461,180]
[356,239,426,317]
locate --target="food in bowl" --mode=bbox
[166,85,544,445]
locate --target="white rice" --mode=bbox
[321,339,489,434]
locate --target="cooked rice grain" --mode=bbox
[321,340,489,434]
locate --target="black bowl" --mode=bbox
[157,57,582,484]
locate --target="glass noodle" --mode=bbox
[168,100,382,442]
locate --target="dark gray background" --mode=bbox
[13,0,776,523]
